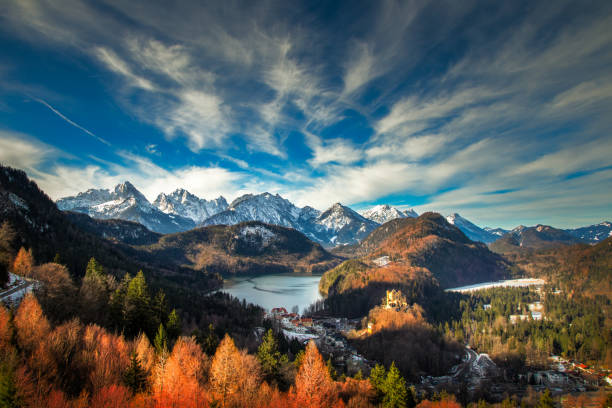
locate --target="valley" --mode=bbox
[1,164,610,407]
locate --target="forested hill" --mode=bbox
[135,221,342,275]
[319,212,511,317]
[505,236,612,298]
[0,165,141,277]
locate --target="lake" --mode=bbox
[221,273,323,314]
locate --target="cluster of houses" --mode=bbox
[508,301,545,323]
[267,307,313,332]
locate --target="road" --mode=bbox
[0,280,33,301]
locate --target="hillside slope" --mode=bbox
[320,213,511,316]
[490,224,584,252]
[137,221,341,276]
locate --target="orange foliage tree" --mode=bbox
[14,293,50,354]
[293,340,338,408]
[152,336,209,408]
[210,334,262,407]
[12,247,34,277]
[0,303,12,352]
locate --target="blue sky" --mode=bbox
[0,0,611,229]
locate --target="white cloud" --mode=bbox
[342,42,376,95]
[94,47,155,91]
[0,130,59,169]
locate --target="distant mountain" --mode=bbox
[446,213,499,244]
[360,204,418,224]
[315,203,380,246]
[202,192,304,229]
[153,189,227,224]
[566,221,612,243]
[319,212,511,317]
[490,224,584,253]
[57,182,196,234]
[484,227,509,237]
[202,194,378,247]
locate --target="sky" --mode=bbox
[0,0,611,229]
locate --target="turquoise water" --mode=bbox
[221,273,322,314]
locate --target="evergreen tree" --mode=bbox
[382,362,409,408]
[85,257,104,279]
[166,309,182,341]
[326,357,337,380]
[124,271,153,337]
[109,273,131,329]
[0,361,20,408]
[369,363,386,400]
[154,323,168,354]
[256,329,288,384]
[123,352,149,394]
[537,389,554,408]
[52,253,61,264]
[202,323,220,355]
[152,290,168,328]
[79,257,111,324]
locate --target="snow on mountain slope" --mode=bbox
[57,181,195,234]
[361,205,406,224]
[484,227,509,237]
[446,213,498,244]
[202,193,303,229]
[153,188,227,224]
[403,208,418,218]
[315,203,380,246]
[566,221,612,243]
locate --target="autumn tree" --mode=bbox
[293,340,337,408]
[152,337,208,407]
[0,221,16,288]
[14,293,50,354]
[537,389,554,408]
[31,263,77,322]
[210,334,262,407]
[12,247,34,277]
[0,359,21,408]
[0,305,12,353]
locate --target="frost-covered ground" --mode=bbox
[445,278,546,293]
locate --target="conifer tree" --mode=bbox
[382,362,409,408]
[154,323,168,355]
[326,357,337,380]
[166,309,181,341]
[123,352,148,394]
[256,329,287,384]
[201,323,219,355]
[109,273,131,329]
[537,389,554,408]
[369,363,386,399]
[124,271,153,337]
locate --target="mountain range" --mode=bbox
[57,181,611,248]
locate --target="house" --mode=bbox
[531,311,543,320]
[509,314,530,324]
[301,317,313,327]
[483,304,491,310]
[271,307,287,315]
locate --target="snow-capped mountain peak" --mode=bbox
[58,181,195,234]
[153,188,227,224]
[446,213,499,244]
[361,204,407,224]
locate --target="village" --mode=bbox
[262,306,373,375]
